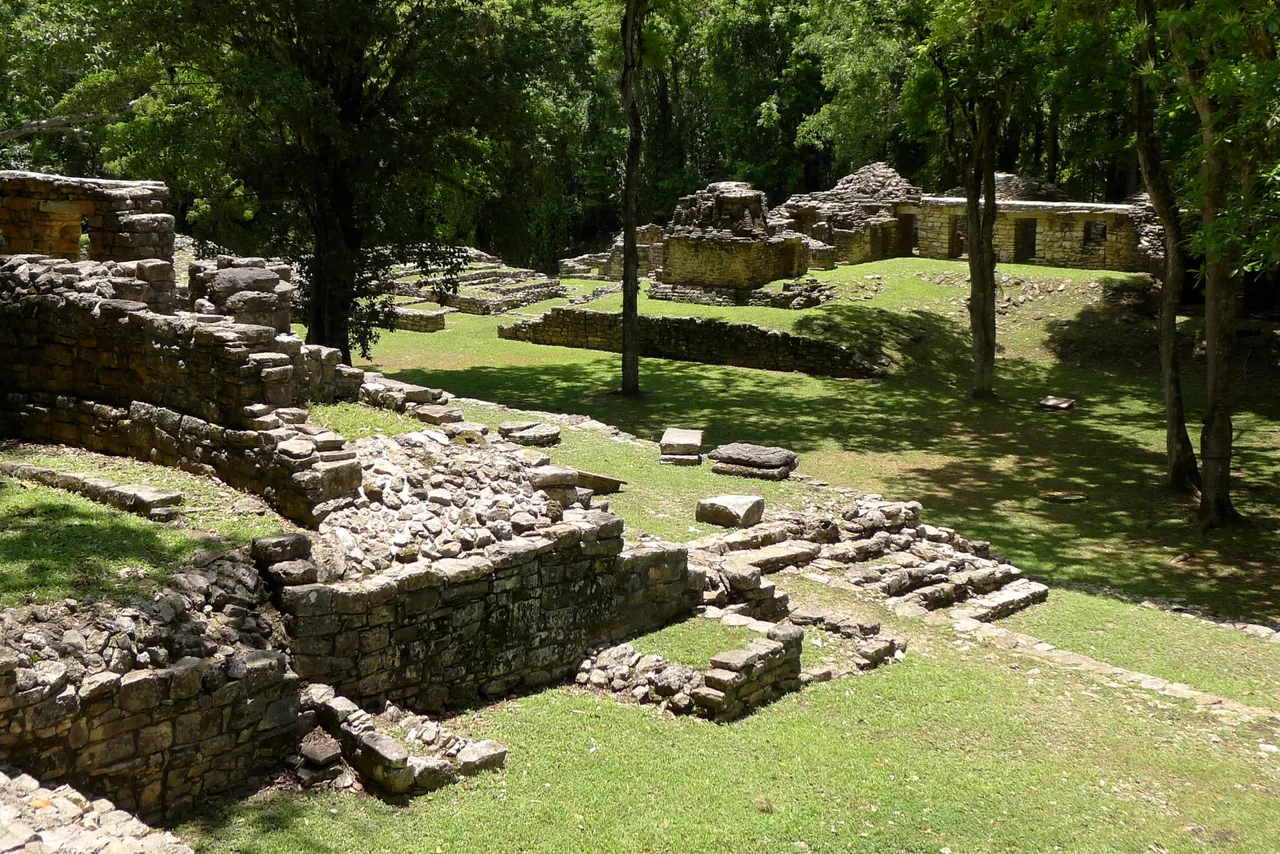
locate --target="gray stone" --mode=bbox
[696,495,764,528]
[456,740,508,774]
[707,443,799,470]
[660,428,703,456]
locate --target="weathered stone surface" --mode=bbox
[696,495,765,528]
[660,428,703,456]
[708,443,798,470]
[457,740,508,774]
[711,462,793,481]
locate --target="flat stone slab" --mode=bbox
[660,428,704,456]
[660,454,702,466]
[1038,395,1076,411]
[505,422,562,447]
[457,740,508,774]
[708,442,798,470]
[442,421,489,445]
[574,469,626,494]
[530,465,579,489]
[696,495,764,528]
[712,461,793,481]
[415,405,464,425]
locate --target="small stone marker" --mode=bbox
[660,428,703,455]
[696,495,765,528]
[415,405,464,425]
[1038,395,1076,411]
[442,421,489,445]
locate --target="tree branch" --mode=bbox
[0,98,143,143]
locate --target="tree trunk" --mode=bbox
[1197,130,1238,525]
[304,164,362,365]
[618,0,647,396]
[1046,97,1060,184]
[966,105,999,398]
[1133,0,1200,493]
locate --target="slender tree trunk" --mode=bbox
[305,163,362,365]
[1134,0,1200,493]
[966,105,999,398]
[618,0,647,396]
[1197,127,1238,524]
[1046,97,1060,184]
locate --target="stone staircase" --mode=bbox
[688,498,1048,624]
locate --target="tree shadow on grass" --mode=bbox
[790,303,971,380]
[0,481,199,604]
[380,349,1279,618]
[178,795,351,853]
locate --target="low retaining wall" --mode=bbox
[393,306,447,333]
[498,308,883,379]
[647,280,834,309]
[0,550,300,820]
[279,521,702,711]
[693,625,803,722]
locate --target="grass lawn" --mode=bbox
[0,445,288,605]
[354,258,1280,622]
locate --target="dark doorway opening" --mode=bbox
[896,214,918,256]
[1014,218,1038,263]
[948,215,965,258]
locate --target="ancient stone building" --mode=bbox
[774,162,923,266]
[658,182,809,292]
[0,171,175,262]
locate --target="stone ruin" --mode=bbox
[0,171,1050,841]
[0,171,174,263]
[396,246,569,315]
[555,163,1163,299]
[773,162,923,266]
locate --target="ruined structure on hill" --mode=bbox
[556,164,1163,293]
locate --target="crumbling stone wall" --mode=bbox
[498,307,884,379]
[0,551,299,820]
[659,182,808,290]
[0,255,363,524]
[187,255,296,331]
[775,163,921,266]
[0,171,174,262]
[647,279,835,309]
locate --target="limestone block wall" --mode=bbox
[0,256,364,524]
[660,235,807,290]
[0,171,174,262]
[0,549,300,820]
[187,256,296,332]
[498,308,884,379]
[278,527,701,712]
[915,198,1151,272]
[692,625,803,722]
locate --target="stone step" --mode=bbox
[949,579,1049,622]
[736,540,821,573]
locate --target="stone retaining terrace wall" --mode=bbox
[0,550,299,820]
[498,308,883,379]
[0,254,364,524]
[0,171,175,262]
[393,306,448,333]
[279,524,701,712]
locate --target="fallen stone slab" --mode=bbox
[708,443,799,470]
[660,427,704,456]
[696,495,765,528]
[1038,395,1076,411]
[504,422,562,447]
[457,740,508,774]
[530,465,578,489]
[712,461,794,481]
[574,469,625,494]
[415,405,465,425]
[443,421,490,445]
[660,453,702,466]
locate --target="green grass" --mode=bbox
[1002,589,1280,709]
[0,480,216,605]
[183,615,1280,853]
[628,617,757,666]
[0,445,288,605]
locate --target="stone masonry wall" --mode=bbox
[0,255,363,524]
[393,306,448,333]
[0,171,174,262]
[278,528,700,712]
[0,549,300,821]
[498,308,883,379]
[916,198,1149,272]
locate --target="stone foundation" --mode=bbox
[498,307,883,379]
[278,530,699,712]
[647,279,835,309]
